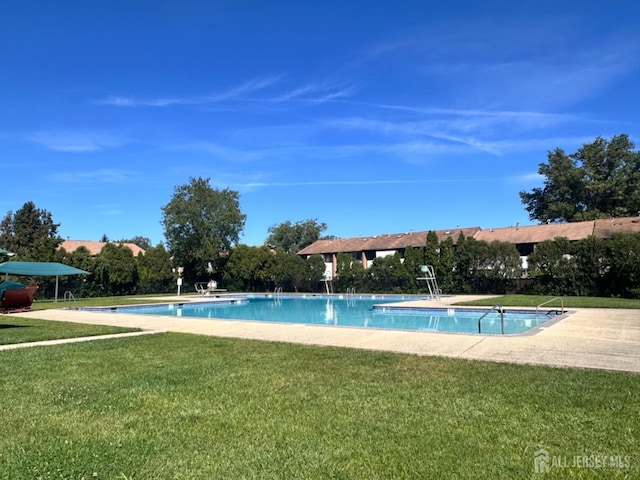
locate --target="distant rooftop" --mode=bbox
[298,216,640,255]
[298,227,480,255]
[59,240,146,257]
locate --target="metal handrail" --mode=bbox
[536,297,564,315]
[477,305,505,334]
[63,291,76,303]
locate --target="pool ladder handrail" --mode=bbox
[536,297,564,315]
[346,287,356,295]
[274,286,283,296]
[477,305,505,334]
[63,290,77,303]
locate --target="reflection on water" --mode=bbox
[113,296,556,334]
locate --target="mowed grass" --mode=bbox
[1,333,637,479]
[31,295,180,311]
[0,316,139,345]
[455,294,640,309]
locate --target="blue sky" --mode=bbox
[2,1,639,246]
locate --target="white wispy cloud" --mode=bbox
[50,169,138,183]
[100,76,356,109]
[357,19,640,110]
[509,172,544,184]
[272,80,357,103]
[27,130,126,152]
[233,177,488,189]
[101,76,282,107]
[165,141,266,163]
[205,76,284,101]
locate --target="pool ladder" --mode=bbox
[64,291,77,304]
[477,305,505,334]
[536,297,564,315]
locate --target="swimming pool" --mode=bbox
[97,295,563,335]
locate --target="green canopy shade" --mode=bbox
[0,262,88,301]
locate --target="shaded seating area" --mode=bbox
[0,281,39,313]
[0,261,87,302]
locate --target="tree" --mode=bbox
[437,237,455,293]
[266,219,327,254]
[162,177,246,282]
[483,241,522,293]
[223,245,276,291]
[402,246,423,293]
[137,243,174,293]
[520,134,640,223]
[453,233,488,293]
[118,236,152,250]
[55,245,96,298]
[0,201,62,261]
[368,253,409,293]
[304,254,327,292]
[604,233,640,298]
[424,231,439,268]
[94,243,138,296]
[572,236,607,297]
[526,237,577,295]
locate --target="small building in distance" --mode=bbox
[59,240,146,257]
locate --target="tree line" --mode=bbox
[1,134,639,299]
[333,231,640,298]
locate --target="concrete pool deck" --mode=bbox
[7,295,640,373]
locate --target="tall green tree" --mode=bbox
[483,241,522,293]
[368,253,408,293]
[266,219,327,254]
[572,236,606,297]
[0,201,62,261]
[437,237,455,293]
[526,237,577,295]
[604,233,640,298]
[94,243,138,296]
[453,233,487,293]
[54,245,96,298]
[520,134,640,223]
[424,231,439,268]
[162,177,246,282]
[118,236,152,250]
[303,255,327,292]
[137,243,174,294]
[577,135,640,219]
[402,245,423,293]
[223,245,276,291]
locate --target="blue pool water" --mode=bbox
[102,295,561,335]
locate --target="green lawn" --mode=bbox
[454,294,640,309]
[0,316,139,345]
[31,294,181,311]
[0,333,637,479]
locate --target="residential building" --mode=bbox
[298,216,640,279]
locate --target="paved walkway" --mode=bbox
[6,295,640,373]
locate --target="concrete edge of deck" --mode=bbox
[6,294,640,373]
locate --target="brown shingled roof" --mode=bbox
[474,221,596,244]
[593,217,640,238]
[59,240,146,257]
[298,227,480,255]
